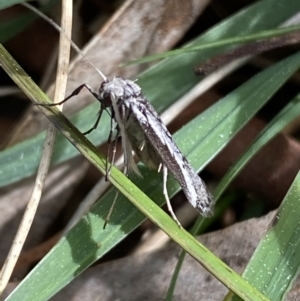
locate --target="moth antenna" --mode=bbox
[21,2,107,82]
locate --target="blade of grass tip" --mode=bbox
[0,1,72,296]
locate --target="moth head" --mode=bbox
[98,79,113,107]
[99,77,142,104]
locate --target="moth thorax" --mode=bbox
[99,77,141,102]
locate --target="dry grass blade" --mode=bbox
[0,1,72,295]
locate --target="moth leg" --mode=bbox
[36,83,104,135]
[82,107,104,135]
[35,84,99,106]
[103,189,119,229]
[162,165,182,228]
[103,123,121,227]
[105,117,119,181]
[103,120,121,227]
[103,132,121,227]
[107,129,119,179]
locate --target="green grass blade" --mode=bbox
[126,24,300,65]
[229,171,300,301]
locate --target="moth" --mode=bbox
[22,0,214,227]
[50,76,215,226]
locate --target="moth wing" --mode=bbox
[110,93,141,176]
[129,97,214,217]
